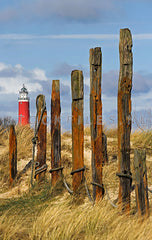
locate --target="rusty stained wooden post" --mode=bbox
[117,28,133,212]
[50,80,62,186]
[35,94,47,181]
[71,70,84,193]
[90,47,104,202]
[9,125,17,185]
[134,149,149,218]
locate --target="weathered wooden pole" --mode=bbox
[102,132,108,165]
[35,94,47,181]
[117,28,133,212]
[71,70,84,193]
[134,149,149,218]
[50,80,62,186]
[9,125,17,185]
[90,47,104,202]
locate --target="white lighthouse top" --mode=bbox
[18,84,29,101]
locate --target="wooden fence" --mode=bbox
[9,28,150,218]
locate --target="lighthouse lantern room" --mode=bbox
[18,84,30,125]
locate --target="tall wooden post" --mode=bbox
[9,125,17,185]
[118,28,133,212]
[35,94,47,181]
[134,149,149,218]
[90,47,104,202]
[71,70,84,193]
[50,80,62,186]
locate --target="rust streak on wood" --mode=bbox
[90,47,104,202]
[51,80,61,186]
[118,28,133,213]
[9,124,17,185]
[36,94,47,181]
[134,149,149,218]
[71,70,84,192]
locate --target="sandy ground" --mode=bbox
[0,135,111,198]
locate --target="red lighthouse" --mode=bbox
[18,84,30,125]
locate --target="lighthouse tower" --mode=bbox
[18,84,30,125]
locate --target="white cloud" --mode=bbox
[15,64,24,70]
[0,62,8,71]
[31,68,48,81]
[0,63,47,94]
[27,83,43,93]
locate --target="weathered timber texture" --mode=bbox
[102,132,108,164]
[36,95,47,181]
[51,80,62,186]
[9,125,17,185]
[118,28,133,212]
[134,149,149,218]
[71,70,84,192]
[90,47,104,202]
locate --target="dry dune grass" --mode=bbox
[1,126,152,239]
[1,193,152,240]
[15,125,34,160]
[30,197,152,240]
[0,124,34,168]
[0,125,34,192]
[131,130,152,153]
[104,127,118,139]
[0,127,9,146]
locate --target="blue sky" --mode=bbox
[0,0,152,130]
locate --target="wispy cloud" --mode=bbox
[0,33,152,41]
[0,33,119,40]
[133,34,152,40]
